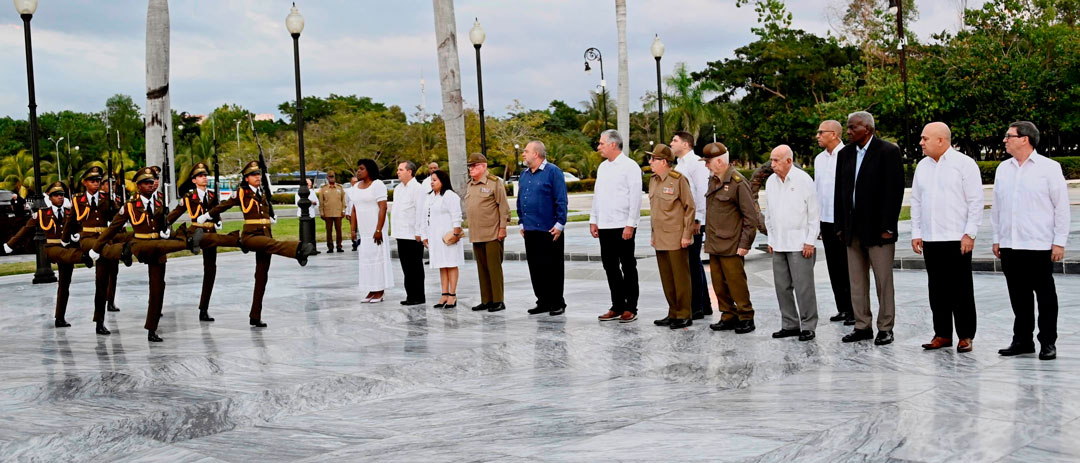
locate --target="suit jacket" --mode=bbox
[833,136,905,247]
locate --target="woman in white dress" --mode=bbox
[421,170,464,309]
[349,159,394,303]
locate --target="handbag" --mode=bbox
[442,231,460,245]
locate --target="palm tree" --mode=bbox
[663,62,720,141]
[432,0,468,193]
[580,89,615,140]
[1,150,54,197]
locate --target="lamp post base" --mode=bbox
[32,240,56,284]
[299,215,316,250]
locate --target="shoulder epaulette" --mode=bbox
[733,174,743,182]
[487,173,499,182]
[669,171,682,179]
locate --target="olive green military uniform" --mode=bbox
[464,154,511,306]
[648,157,696,321]
[701,145,758,324]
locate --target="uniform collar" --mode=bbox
[719,165,735,183]
[470,174,489,185]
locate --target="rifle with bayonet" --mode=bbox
[159,123,172,233]
[248,114,275,219]
[212,116,220,200]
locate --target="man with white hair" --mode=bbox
[911,122,983,353]
[700,142,758,334]
[765,145,820,341]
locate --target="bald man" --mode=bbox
[765,145,820,341]
[911,122,983,352]
[814,120,853,325]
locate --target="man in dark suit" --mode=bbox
[833,111,905,345]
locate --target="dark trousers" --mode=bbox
[324,216,343,249]
[473,240,505,303]
[397,238,426,302]
[1000,248,1058,346]
[820,222,852,315]
[251,252,272,321]
[687,225,709,316]
[55,263,73,321]
[657,249,692,319]
[524,230,565,309]
[598,228,638,313]
[145,262,166,331]
[923,241,976,339]
[199,247,217,312]
[93,258,116,322]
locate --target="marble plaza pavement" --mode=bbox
[1,232,1079,462]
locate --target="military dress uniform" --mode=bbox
[66,166,127,329]
[647,145,697,328]
[317,181,346,251]
[700,143,759,333]
[5,182,95,327]
[204,161,315,327]
[464,153,511,312]
[95,167,203,342]
[166,162,242,321]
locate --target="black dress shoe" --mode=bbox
[669,318,693,329]
[842,329,874,343]
[96,324,111,335]
[54,319,71,328]
[1040,345,1057,360]
[337,246,344,253]
[352,241,359,251]
[654,317,674,326]
[487,302,506,313]
[799,330,816,341]
[199,311,215,322]
[472,302,491,312]
[327,247,335,253]
[772,328,801,338]
[527,306,551,315]
[734,320,756,334]
[829,313,847,322]
[998,343,1036,356]
[843,314,856,326]
[81,252,95,268]
[107,302,120,312]
[296,242,316,267]
[709,320,738,331]
[147,331,163,342]
[120,242,134,267]
[250,319,267,328]
[549,305,566,316]
[874,330,895,345]
[188,227,204,255]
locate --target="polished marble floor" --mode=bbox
[1,247,1078,462]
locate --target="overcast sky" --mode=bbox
[0,0,982,121]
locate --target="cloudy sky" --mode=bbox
[0,0,981,121]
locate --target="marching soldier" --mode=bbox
[166,162,242,322]
[646,144,697,329]
[3,182,95,330]
[700,142,759,334]
[94,167,203,342]
[65,166,128,335]
[200,161,317,328]
[464,153,511,313]
[101,174,125,312]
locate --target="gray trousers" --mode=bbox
[772,251,818,331]
[846,237,896,332]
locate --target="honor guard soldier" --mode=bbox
[201,161,317,328]
[3,182,95,330]
[66,166,127,334]
[167,162,241,322]
[646,144,697,329]
[100,174,126,313]
[464,153,511,312]
[700,142,759,334]
[94,167,203,342]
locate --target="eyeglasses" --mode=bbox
[1003,134,1023,139]
[816,130,836,135]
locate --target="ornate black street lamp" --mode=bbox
[583,47,607,130]
[469,19,487,156]
[15,0,56,284]
[888,0,910,158]
[651,35,665,145]
[286,3,315,249]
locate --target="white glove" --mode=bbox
[31,212,38,220]
[197,213,211,224]
[89,250,100,261]
[160,229,171,239]
[270,216,277,225]
[70,233,80,243]
[214,221,223,230]
[3,243,12,254]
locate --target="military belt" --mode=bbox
[134,233,159,239]
[244,219,271,225]
[81,227,108,234]
[190,222,215,229]
[45,239,63,244]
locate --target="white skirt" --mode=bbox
[357,235,394,292]
[428,233,464,269]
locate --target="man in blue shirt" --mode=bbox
[517,140,569,315]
